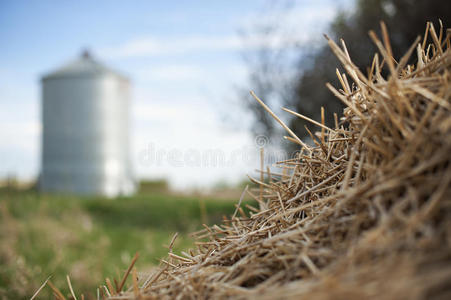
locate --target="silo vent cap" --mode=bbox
[81,49,92,59]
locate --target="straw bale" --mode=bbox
[51,22,451,300]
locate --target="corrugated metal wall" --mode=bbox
[40,53,135,197]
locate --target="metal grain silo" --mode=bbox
[40,50,135,197]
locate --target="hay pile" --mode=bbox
[51,22,450,299]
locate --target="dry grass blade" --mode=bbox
[117,252,140,293]
[47,281,66,300]
[132,268,140,299]
[30,276,51,300]
[232,185,248,219]
[250,91,311,151]
[66,275,77,300]
[282,107,337,133]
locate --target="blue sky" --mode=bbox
[0,0,352,189]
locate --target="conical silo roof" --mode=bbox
[42,50,128,81]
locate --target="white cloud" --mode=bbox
[132,101,213,124]
[0,121,40,179]
[98,2,345,61]
[0,121,40,150]
[130,92,258,190]
[99,33,310,60]
[99,35,236,59]
[133,64,205,82]
[248,3,338,29]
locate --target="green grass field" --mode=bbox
[0,185,248,299]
